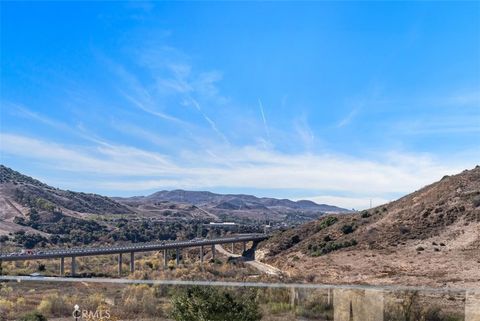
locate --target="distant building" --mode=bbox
[203,222,239,236]
[208,222,236,226]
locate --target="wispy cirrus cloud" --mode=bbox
[102,58,187,125]
[184,97,230,145]
[337,107,359,128]
[3,41,479,210]
[392,113,480,135]
[11,104,70,130]
[258,99,271,142]
[112,45,231,145]
[0,133,178,176]
[294,114,315,150]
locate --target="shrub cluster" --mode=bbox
[341,223,355,234]
[316,216,338,231]
[4,215,215,249]
[170,286,261,321]
[308,239,358,256]
[360,210,371,218]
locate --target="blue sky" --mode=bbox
[1,2,479,209]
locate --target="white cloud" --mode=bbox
[109,120,172,148]
[1,132,475,207]
[0,133,178,176]
[4,47,478,210]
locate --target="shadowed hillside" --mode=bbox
[0,165,136,236]
[0,165,133,215]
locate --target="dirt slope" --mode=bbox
[260,166,480,288]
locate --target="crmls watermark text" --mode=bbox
[73,304,111,320]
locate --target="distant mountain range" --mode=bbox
[0,165,350,235]
[117,189,347,212]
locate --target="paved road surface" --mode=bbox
[215,244,286,276]
[0,234,267,261]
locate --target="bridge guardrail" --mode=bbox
[0,234,268,261]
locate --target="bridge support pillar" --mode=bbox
[466,291,480,321]
[176,248,180,265]
[129,252,135,273]
[290,287,297,307]
[71,256,76,276]
[211,244,216,260]
[200,246,204,263]
[118,253,122,276]
[163,249,168,268]
[242,241,247,253]
[60,257,64,276]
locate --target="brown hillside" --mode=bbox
[0,166,215,235]
[259,166,480,288]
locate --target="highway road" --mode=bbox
[215,244,282,276]
[0,234,268,262]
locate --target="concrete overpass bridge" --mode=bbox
[0,234,268,276]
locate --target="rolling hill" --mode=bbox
[0,165,348,236]
[116,189,350,223]
[0,165,134,235]
[131,189,346,212]
[259,166,480,287]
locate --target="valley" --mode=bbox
[1,165,479,289]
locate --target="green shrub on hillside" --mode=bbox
[341,224,355,234]
[11,231,48,249]
[317,216,338,231]
[360,210,371,218]
[308,239,357,256]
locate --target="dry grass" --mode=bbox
[0,281,469,321]
[261,166,480,288]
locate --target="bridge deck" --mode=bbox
[0,234,267,261]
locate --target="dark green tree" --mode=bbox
[170,286,261,321]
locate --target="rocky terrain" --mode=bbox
[259,166,480,288]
